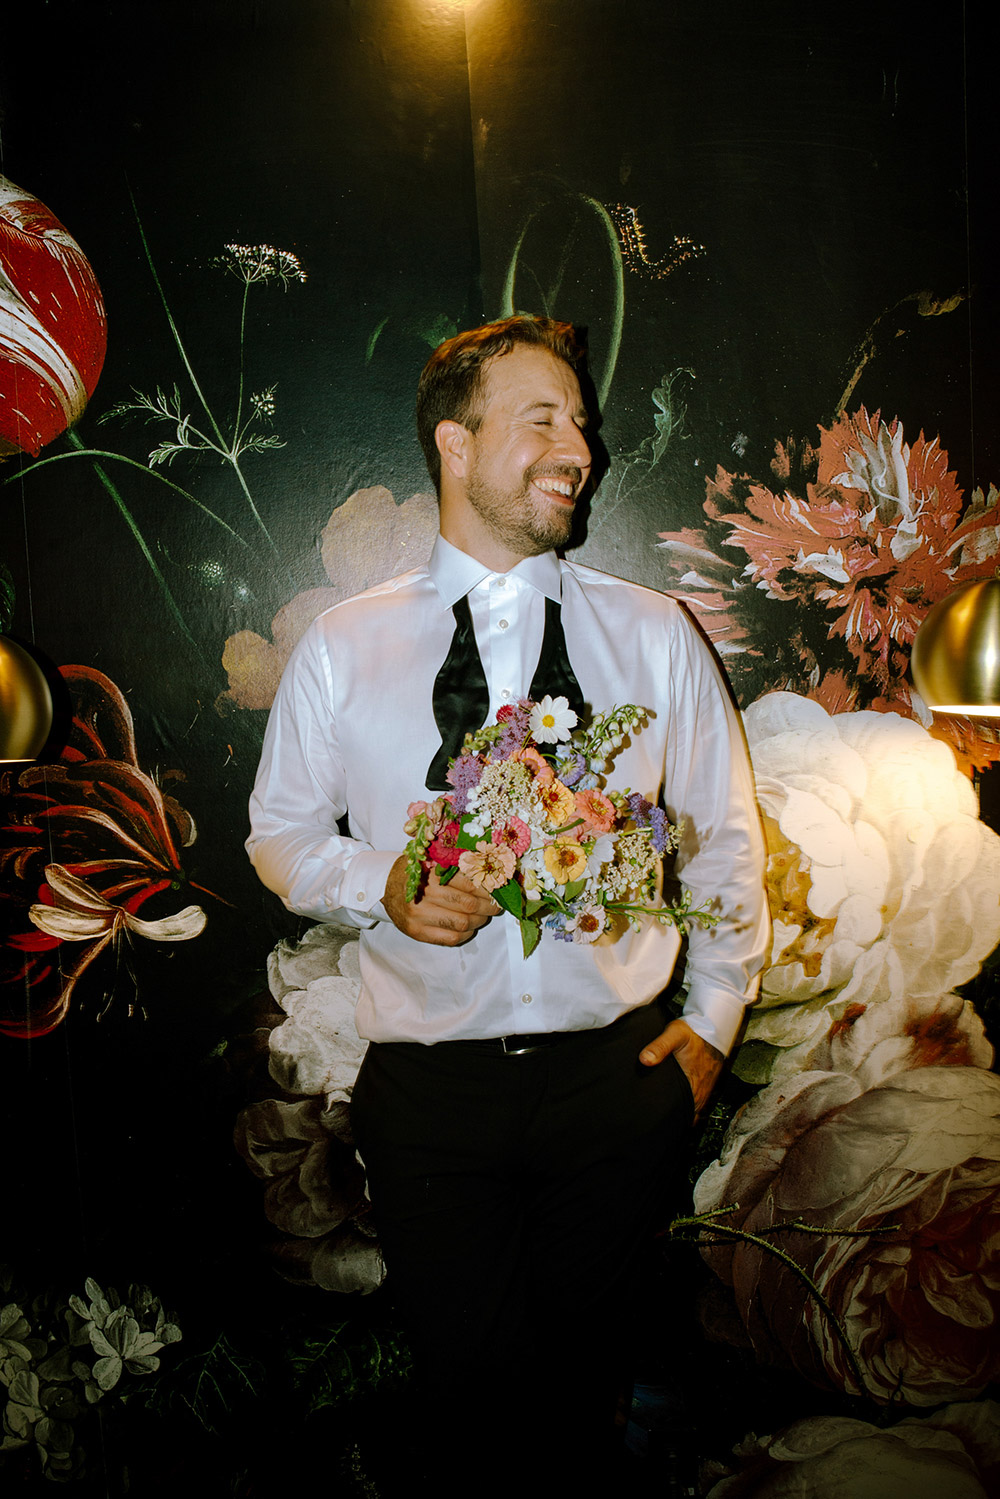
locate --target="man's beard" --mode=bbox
[466,462,580,558]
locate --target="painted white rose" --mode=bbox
[742,693,1000,1075]
[694,1066,1000,1406]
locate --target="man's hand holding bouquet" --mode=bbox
[403,695,717,958]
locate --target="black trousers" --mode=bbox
[351,1001,693,1496]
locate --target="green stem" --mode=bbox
[234,279,250,438]
[128,189,279,557]
[7,447,249,546]
[129,190,228,452]
[668,1215,872,1400]
[500,194,625,412]
[228,456,280,558]
[64,431,202,655]
[579,194,625,412]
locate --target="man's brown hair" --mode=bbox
[416,315,586,492]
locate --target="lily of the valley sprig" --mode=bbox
[404,695,717,958]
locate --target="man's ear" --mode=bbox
[435,419,470,482]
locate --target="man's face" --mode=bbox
[461,344,592,561]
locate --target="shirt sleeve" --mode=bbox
[246,621,399,927]
[663,612,771,1056]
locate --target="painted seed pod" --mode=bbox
[0,175,107,457]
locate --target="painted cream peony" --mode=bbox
[703,1402,1000,1499]
[742,692,1000,1079]
[233,923,386,1294]
[694,1065,1000,1406]
[266,922,367,1110]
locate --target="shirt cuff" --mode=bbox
[680,984,751,1057]
[340,847,400,923]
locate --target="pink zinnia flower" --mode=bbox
[575,788,616,834]
[492,817,531,857]
[459,841,516,892]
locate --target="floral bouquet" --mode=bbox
[403,695,717,957]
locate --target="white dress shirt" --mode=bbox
[247,535,769,1054]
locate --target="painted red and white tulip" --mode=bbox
[0,175,106,456]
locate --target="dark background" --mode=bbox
[1,1,995,1490]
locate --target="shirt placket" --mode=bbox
[479,574,547,1025]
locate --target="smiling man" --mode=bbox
[247,317,769,1495]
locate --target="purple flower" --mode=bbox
[491,701,531,760]
[627,792,654,825]
[649,807,671,854]
[558,753,587,788]
[446,753,484,813]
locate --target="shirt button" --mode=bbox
[498,618,509,630]
[520,993,533,1005]
[495,576,507,588]
[501,688,512,700]
[356,892,366,903]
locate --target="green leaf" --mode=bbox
[455,821,481,852]
[492,880,524,919]
[563,879,586,902]
[93,1355,122,1391]
[519,918,541,959]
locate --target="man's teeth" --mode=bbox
[533,477,574,497]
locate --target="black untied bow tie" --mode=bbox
[425,592,586,790]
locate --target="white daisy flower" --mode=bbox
[528,694,578,744]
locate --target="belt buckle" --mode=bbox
[500,1034,536,1056]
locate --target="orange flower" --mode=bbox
[533,779,575,827]
[543,838,587,884]
[574,787,616,834]
[515,745,554,784]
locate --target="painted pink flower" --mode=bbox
[656,408,1000,768]
[492,817,531,857]
[574,787,616,834]
[458,841,516,892]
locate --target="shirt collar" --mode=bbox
[429,534,563,607]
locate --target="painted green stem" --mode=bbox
[64,431,201,654]
[128,190,279,556]
[500,193,625,411]
[7,448,248,545]
[667,1208,873,1400]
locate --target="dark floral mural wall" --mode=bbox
[1,0,998,1492]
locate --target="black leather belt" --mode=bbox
[496,1029,588,1055]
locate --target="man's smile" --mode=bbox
[529,469,582,504]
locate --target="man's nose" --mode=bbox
[556,421,591,471]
